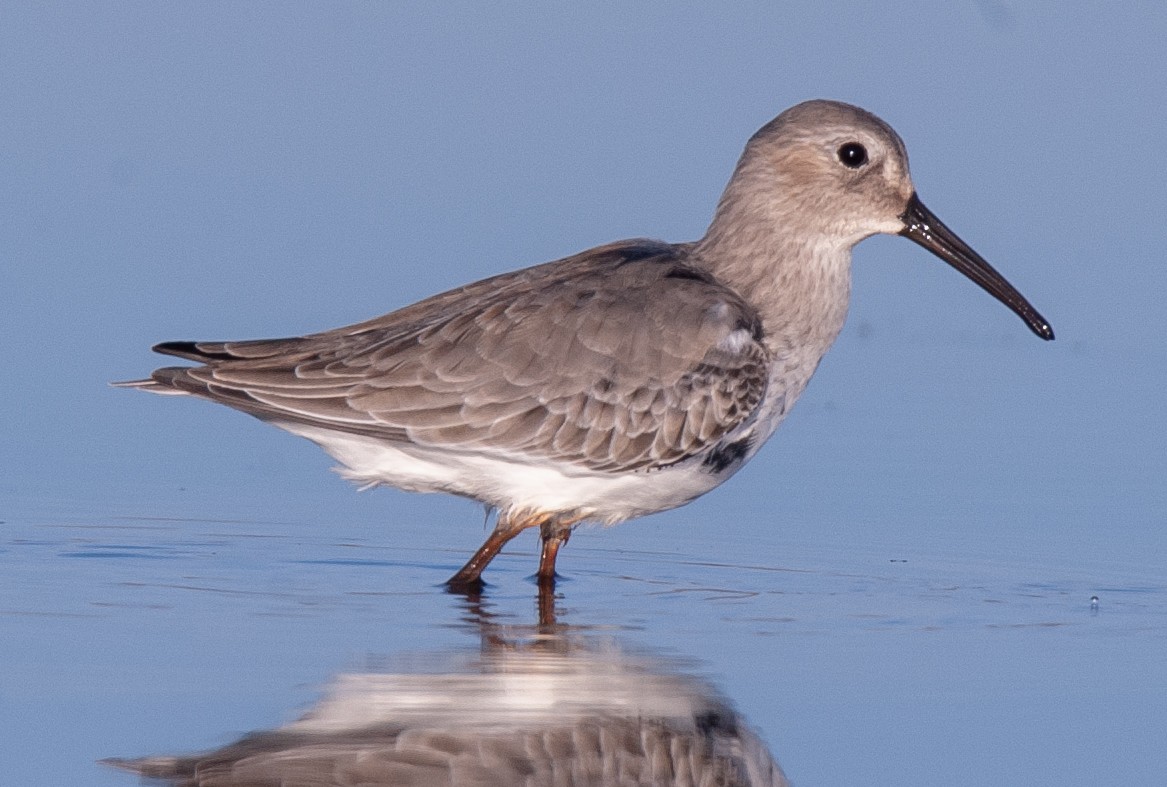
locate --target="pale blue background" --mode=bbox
[1,4,1164,786]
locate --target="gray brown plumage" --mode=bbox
[144,241,768,474]
[120,100,1053,588]
[103,641,789,787]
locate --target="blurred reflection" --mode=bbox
[105,592,787,786]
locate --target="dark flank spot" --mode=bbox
[695,710,738,737]
[702,436,753,474]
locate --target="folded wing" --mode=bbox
[140,241,771,473]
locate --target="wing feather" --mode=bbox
[145,240,771,472]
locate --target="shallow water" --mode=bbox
[2,505,1162,786]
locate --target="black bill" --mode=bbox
[899,193,1054,340]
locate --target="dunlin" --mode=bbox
[105,637,787,786]
[121,100,1053,589]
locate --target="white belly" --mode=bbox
[277,422,729,525]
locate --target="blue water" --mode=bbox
[3,498,1163,786]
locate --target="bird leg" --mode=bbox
[536,519,574,587]
[536,582,559,628]
[445,512,545,591]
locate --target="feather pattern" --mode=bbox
[146,240,771,475]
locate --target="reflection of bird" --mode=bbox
[104,641,789,786]
[120,100,1052,588]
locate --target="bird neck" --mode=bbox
[694,182,854,356]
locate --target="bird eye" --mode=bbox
[837,142,868,169]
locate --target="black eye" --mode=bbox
[837,142,868,169]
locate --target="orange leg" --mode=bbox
[536,582,559,628]
[446,513,544,590]
[536,519,574,587]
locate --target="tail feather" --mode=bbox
[99,756,185,779]
[117,335,314,401]
[110,374,192,395]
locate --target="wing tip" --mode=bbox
[152,340,236,361]
[99,755,183,777]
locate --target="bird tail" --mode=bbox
[110,372,193,395]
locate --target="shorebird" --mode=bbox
[120,100,1053,590]
[105,636,788,786]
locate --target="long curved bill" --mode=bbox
[899,194,1054,340]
